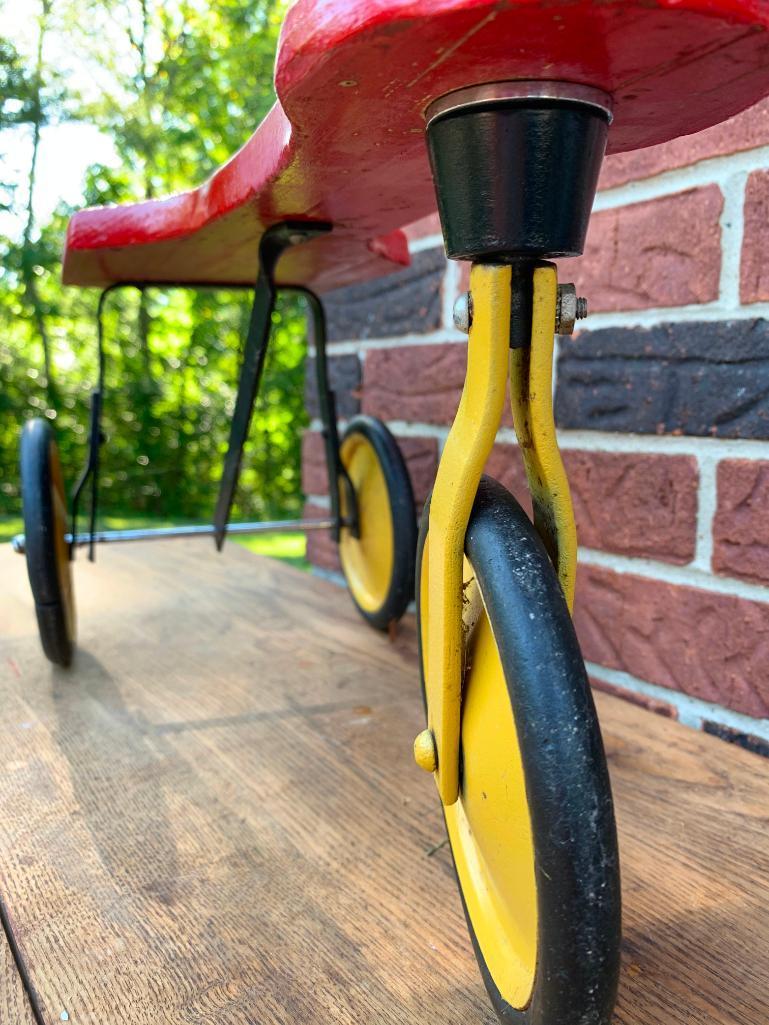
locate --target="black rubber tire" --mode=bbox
[20,418,75,667]
[338,415,417,631]
[417,476,621,1025]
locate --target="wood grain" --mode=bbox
[1,540,768,1024]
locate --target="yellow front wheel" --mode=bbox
[338,416,417,631]
[417,476,620,1025]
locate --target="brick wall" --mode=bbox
[302,97,769,757]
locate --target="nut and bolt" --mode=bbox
[455,284,586,335]
[556,283,588,334]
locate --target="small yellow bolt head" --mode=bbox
[414,729,437,773]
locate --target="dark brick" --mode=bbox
[304,354,361,420]
[713,459,769,584]
[702,720,769,758]
[556,319,769,438]
[590,677,678,719]
[323,248,445,342]
[574,564,769,718]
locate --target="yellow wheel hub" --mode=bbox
[421,539,537,1009]
[338,431,394,614]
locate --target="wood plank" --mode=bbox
[1,923,37,1025]
[1,540,768,1024]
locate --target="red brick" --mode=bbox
[363,344,518,428]
[740,170,769,304]
[574,564,769,718]
[565,187,723,313]
[713,459,769,585]
[485,444,530,514]
[485,446,698,563]
[402,213,442,243]
[599,97,769,190]
[363,343,466,425]
[589,677,678,719]
[397,435,439,508]
[302,429,438,509]
[304,501,340,573]
[301,431,328,496]
[459,190,722,314]
[566,451,698,563]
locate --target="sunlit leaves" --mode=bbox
[1,0,308,524]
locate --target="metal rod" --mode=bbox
[286,286,354,543]
[11,518,335,555]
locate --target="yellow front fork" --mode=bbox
[509,266,577,611]
[416,261,577,806]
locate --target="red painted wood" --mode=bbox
[63,0,769,292]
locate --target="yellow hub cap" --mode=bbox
[421,538,537,1009]
[339,431,394,614]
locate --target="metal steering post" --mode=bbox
[213,221,331,549]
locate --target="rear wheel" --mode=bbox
[338,416,417,630]
[417,476,620,1024]
[20,418,76,667]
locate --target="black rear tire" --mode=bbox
[20,418,76,667]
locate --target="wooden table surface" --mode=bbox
[1,540,768,1025]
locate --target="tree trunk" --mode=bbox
[22,0,54,403]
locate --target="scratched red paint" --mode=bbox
[62,0,769,293]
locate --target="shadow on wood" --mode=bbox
[1,540,767,1024]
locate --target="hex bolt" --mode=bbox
[453,291,473,333]
[556,284,587,334]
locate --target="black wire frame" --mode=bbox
[69,276,350,561]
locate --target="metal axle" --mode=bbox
[11,518,335,556]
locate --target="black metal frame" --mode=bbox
[70,220,356,560]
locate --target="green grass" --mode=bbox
[234,531,308,570]
[0,513,309,570]
[0,516,22,543]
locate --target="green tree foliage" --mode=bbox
[1,0,307,524]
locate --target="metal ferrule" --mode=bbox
[425,80,613,126]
